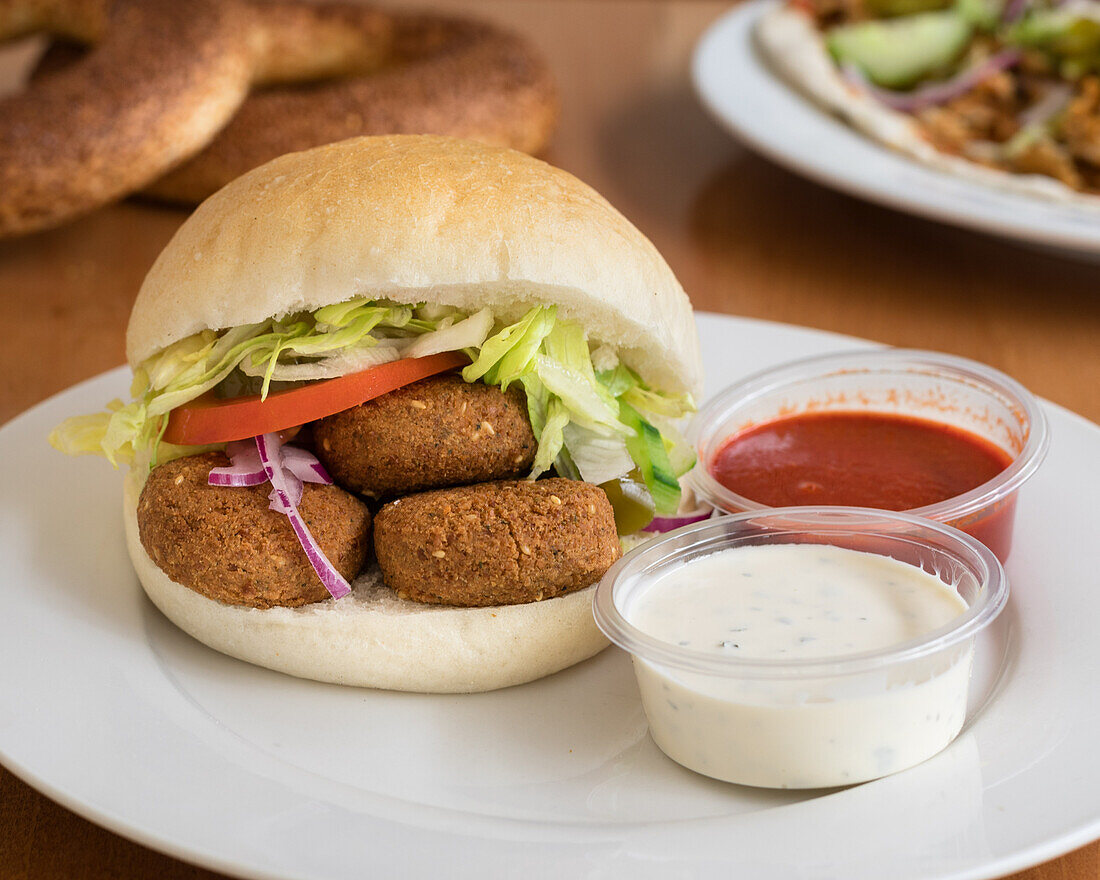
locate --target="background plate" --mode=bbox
[692,1,1100,256]
[1,313,1098,879]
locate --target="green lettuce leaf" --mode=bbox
[618,400,682,516]
[471,308,693,511]
[532,399,570,478]
[462,306,556,387]
[53,298,695,512]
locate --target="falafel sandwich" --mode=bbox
[52,135,702,693]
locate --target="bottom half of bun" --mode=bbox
[123,473,609,693]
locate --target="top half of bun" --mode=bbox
[126,135,701,397]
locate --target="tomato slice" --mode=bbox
[162,351,468,445]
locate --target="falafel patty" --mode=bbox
[312,373,536,498]
[373,478,620,607]
[138,452,372,609]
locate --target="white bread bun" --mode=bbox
[126,135,702,398]
[124,473,608,692]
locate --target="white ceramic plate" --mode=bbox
[2,313,1098,880]
[692,1,1100,255]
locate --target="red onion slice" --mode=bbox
[209,439,334,490]
[1018,82,1073,127]
[206,437,348,598]
[212,435,349,602]
[275,468,305,510]
[282,445,334,484]
[843,50,1022,114]
[207,469,269,488]
[642,506,716,534]
[207,440,268,486]
[255,434,351,600]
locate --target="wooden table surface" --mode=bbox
[0,1,1098,878]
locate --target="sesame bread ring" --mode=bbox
[0,0,253,237]
[11,0,554,232]
[140,3,559,204]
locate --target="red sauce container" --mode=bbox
[689,350,1049,562]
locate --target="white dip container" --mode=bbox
[593,508,1007,789]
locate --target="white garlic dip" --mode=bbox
[625,543,972,788]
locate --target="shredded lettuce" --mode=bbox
[595,364,636,398]
[49,408,120,459]
[618,400,682,516]
[242,339,402,382]
[533,399,571,478]
[534,356,626,436]
[562,422,635,486]
[46,400,217,469]
[51,299,696,514]
[468,308,694,514]
[519,373,550,438]
[463,305,556,388]
[405,308,493,360]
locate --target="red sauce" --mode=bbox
[710,412,1018,560]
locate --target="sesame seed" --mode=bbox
[480,421,495,435]
[521,545,532,556]
[174,474,184,486]
[535,591,544,601]
[409,400,427,409]
[461,402,467,414]
[513,455,524,464]
[432,550,446,558]
[588,504,595,515]
[322,439,331,451]
[550,495,562,506]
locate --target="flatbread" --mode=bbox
[754,3,1100,207]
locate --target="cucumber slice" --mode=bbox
[619,400,681,516]
[1006,11,1100,58]
[827,10,973,88]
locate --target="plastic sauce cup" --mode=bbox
[593,509,1008,789]
[689,349,1049,562]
